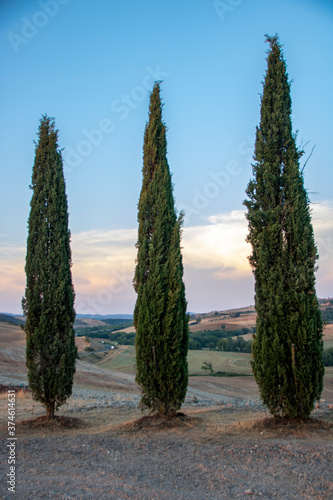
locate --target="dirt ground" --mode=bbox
[0,392,332,500]
[1,323,333,499]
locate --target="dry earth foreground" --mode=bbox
[0,322,333,499]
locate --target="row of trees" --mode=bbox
[23,34,324,421]
[189,328,253,350]
[217,337,252,353]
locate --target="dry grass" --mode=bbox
[118,412,200,433]
[18,415,86,430]
[323,323,333,348]
[0,385,30,395]
[189,313,257,332]
[226,415,333,440]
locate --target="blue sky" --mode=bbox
[0,0,332,314]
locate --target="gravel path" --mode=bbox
[1,429,332,499]
[63,387,265,414]
[1,378,332,499]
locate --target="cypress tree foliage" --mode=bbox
[133,82,189,417]
[244,35,324,419]
[22,115,77,420]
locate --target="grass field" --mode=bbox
[188,350,252,375]
[323,324,333,349]
[0,321,330,380]
[99,346,136,374]
[92,342,333,377]
[97,346,252,376]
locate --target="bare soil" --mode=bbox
[191,313,257,332]
[1,323,333,499]
[1,395,332,499]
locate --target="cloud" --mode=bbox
[71,228,137,314]
[71,228,137,281]
[0,245,26,293]
[73,228,137,246]
[182,210,250,278]
[0,202,332,314]
[69,212,253,313]
[182,202,333,309]
[0,245,26,313]
[311,201,333,297]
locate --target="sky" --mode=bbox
[0,0,332,315]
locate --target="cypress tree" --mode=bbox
[244,35,324,420]
[22,115,77,420]
[133,82,189,417]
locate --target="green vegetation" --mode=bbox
[321,306,333,324]
[102,318,134,327]
[217,337,252,353]
[75,326,253,351]
[201,361,214,374]
[99,346,136,374]
[189,350,252,376]
[200,360,250,377]
[244,35,324,419]
[0,314,23,326]
[75,319,133,330]
[102,331,135,345]
[193,372,250,377]
[22,116,77,420]
[96,345,252,377]
[133,82,189,417]
[75,321,133,338]
[189,328,254,350]
[323,348,333,367]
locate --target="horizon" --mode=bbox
[3,297,333,318]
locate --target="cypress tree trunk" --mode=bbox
[134,83,189,417]
[244,35,324,420]
[46,402,55,420]
[22,115,77,420]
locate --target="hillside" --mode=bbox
[0,313,24,326]
[0,319,332,500]
[2,319,332,404]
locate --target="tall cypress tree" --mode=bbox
[133,83,189,417]
[244,35,324,419]
[22,115,77,420]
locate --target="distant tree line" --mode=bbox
[217,336,252,353]
[75,325,254,350]
[321,307,333,324]
[323,348,333,367]
[75,322,133,338]
[0,314,23,326]
[106,332,136,345]
[80,325,333,363]
[189,328,255,350]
